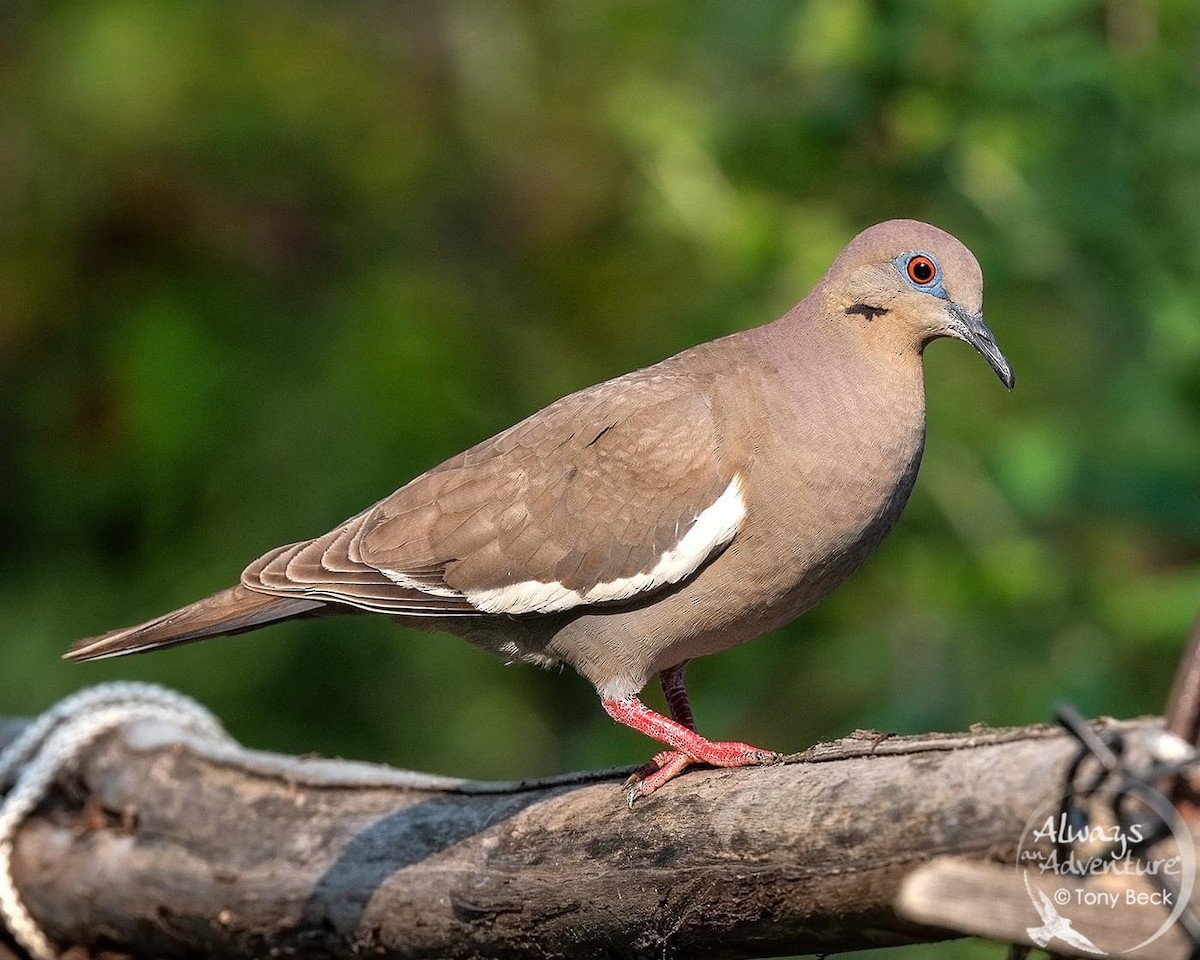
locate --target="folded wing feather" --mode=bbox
[241,369,744,617]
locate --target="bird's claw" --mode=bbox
[623,750,695,806]
[622,743,780,807]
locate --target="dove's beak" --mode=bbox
[946,304,1015,391]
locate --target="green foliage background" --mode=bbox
[2,2,1199,956]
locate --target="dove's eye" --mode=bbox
[907,255,936,285]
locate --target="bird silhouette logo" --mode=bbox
[1023,875,1104,955]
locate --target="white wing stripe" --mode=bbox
[465,475,746,615]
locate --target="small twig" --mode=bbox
[1166,613,1200,746]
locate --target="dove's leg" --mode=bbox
[623,663,699,793]
[660,661,696,730]
[603,666,777,805]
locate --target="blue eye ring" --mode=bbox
[895,250,948,299]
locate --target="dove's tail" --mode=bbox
[63,585,324,662]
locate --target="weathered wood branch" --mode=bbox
[0,713,1172,959]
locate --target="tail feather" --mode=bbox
[64,585,323,662]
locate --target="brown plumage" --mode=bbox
[66,219,1013,803]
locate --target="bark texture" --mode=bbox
[0,714,1163,959]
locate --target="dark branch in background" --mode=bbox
[1167,613,1200,748]
[0,713,1169,960]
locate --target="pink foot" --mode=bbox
[603,694,779,806]
[623,751,695,807]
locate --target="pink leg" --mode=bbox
[660,661,696,730]
[604,682,778,806]
[623,663,699,792]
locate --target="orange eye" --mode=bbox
[907,255,936,285]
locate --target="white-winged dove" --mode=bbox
[67,219,1013,803]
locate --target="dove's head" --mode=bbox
[820,219,1014,390]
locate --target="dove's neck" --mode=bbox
[754,294,928,417]
[744,294,929,542]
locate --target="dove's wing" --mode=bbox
[243,366,744,618]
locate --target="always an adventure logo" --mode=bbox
[1017,782,1195,956]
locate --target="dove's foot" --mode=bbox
[602,695,779,806]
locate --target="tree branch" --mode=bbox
[0,713,1166,958]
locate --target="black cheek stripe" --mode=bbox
[844,303,890,320]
